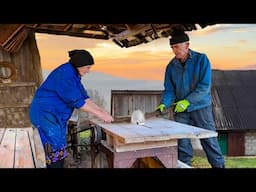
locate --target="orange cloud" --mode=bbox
[92,58,168,80]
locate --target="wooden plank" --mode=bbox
[113,139,177,152]
[97,117,218,144]
[0,128,16,168]
[144,118,218,139]
[28,127,46,168]
[0,104,30,108]
[32,128,46,168]
[0,82,36,87]
[14,128,34,168]
[0,129,5,143]
[0,24,24,45]
[98,121,164,143]
[106,134,114,147]
[64,24,73,31]
[100,123,146,143]
[0,128,46,168]
[28,127,36,166]
[123,125,175,142]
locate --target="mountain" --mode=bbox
[42,70,163,111]
[238,64,256,70]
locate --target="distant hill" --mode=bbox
[239,64,256,70]
[42,70,163,111]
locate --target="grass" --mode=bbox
[79,132,256,168]
[192,156,256,168]
[80,130,91,138]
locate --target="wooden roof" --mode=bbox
[0,24,213,53]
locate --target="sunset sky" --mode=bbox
[36,24,256,81]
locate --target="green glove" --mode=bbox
[174,99,190,113]
[156,104,165,112]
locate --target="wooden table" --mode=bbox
[91,117,217,168]
[0,127,46,168]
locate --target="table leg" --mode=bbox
[156,146,177,168]
[98,141,178,168]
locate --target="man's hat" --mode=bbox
[68,49,94,67]
[169,30,189,45]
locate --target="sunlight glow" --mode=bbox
[36,24,256,80]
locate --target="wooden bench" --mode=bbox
[0,127,46,168]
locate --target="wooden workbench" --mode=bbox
[0,127,46,168]
[91,117,217,168]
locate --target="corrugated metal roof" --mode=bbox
[212,70,256,131]
[110,70,256,131]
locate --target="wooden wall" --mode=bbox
[0,31,43,128]
[111,90,163,117]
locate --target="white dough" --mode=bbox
[131,110,145,125]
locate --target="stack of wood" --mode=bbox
[0,127,46,168]
[0,24,29,53]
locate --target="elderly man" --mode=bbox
[156,30,225,168]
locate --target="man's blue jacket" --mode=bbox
[161,49,212,112]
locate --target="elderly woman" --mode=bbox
[29,49,113,168]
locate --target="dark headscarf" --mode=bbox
[68,49,94,67]
[169,30,189,45]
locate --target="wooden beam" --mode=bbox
[64,24,73,31]
[0,129,6,144]
[2,25,25,47]
[14,128,34,168]
[0,128,16,168]
[32,128,46,168]
[113,139,177,152]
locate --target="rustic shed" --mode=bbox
[211,70,256,156]
[0,25,45,167]
[0,25,42,128]
[111,90,167,117]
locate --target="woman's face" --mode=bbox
[77,65,92,76]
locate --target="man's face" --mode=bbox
[170,42,189,60]
[77,65,92,76]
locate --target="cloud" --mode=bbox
[238,40,247,44]
[36,33,103,50]
[91,50,170,80]
[96,42,117,49]
[248,51,256,55]
[239,64,256,70]
[191,24,256,36]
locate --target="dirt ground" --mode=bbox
[64,145,109,168]
[64,150,92,168]
[64,128,95,168]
